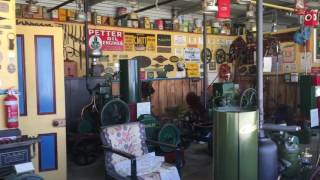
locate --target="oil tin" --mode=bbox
[116,7,127,16]
[132,20,139,28]
[86,11,91,22]
[58,8,67,21]
[32,6,43,19]
[67,9,75,21]
[163,19,173,30]
[101,16,107,25]
[16,4,22,18]
[91,11,97,24]
[51,9,59,21]
[127,20,132,27]
[96,15,102,25]
[155,19,164,30]
[22,5,32,18]
[42,7,51,20]
[139,17,151,29]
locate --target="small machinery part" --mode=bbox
[228,36,247,63]
[215,48,226,64]
[138,115,181,153]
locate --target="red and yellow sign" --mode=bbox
[88,29,124,51]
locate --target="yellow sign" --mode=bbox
[124,33,155,51]
[186,62,200,78]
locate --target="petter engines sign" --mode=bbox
[88,29,124,51]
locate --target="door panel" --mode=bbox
[17,26,66,180]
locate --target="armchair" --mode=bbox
[100,122,183,180]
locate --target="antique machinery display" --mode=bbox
[229,36,247,63]
[138,115,181,153]
[70,75,130,166]
[212,82,237,107]
[261,124,319,180]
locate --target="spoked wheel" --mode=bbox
[100,99,130,127]
[240,88,257,108]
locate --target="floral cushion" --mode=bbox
[101,122,148,167]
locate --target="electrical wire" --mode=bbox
[207,73,219,90]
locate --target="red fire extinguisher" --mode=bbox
[4,89,18,128]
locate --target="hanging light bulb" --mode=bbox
[246,4,256,23]
[26,0,38,14]
[202,0,218,14]
[75,0,86,22]
[271,11,278,32]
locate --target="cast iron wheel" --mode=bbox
[71,138,101,166]
[100,99,130,127]
[215,49,226,64]
[240,88,257,108]
[201,48,212,63]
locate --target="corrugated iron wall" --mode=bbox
[16,0,202,21]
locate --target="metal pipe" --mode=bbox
[257,0,264,135]
[84,0,91,92]
[202,13,208,109]
[115,0,178,19]
[263,124,301,132]
[47,0,75,12]
[250,0,295,12]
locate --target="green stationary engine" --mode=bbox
[138,114,181,152]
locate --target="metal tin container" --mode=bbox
[116,7,127,17]
[155,19,164,30]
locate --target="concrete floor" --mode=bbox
[67,142,213,180]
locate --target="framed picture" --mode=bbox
[208,62,217,72]
[281,43,295,63]
[314,28,320,63]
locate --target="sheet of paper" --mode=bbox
[174,48,184,57]
[310,109,319,128]
[15,162,34,174]
[300,52,312,72]
[263,57,272,73]
[137,102,151,118]
[174,35,186,46]
[184,48,201,61]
